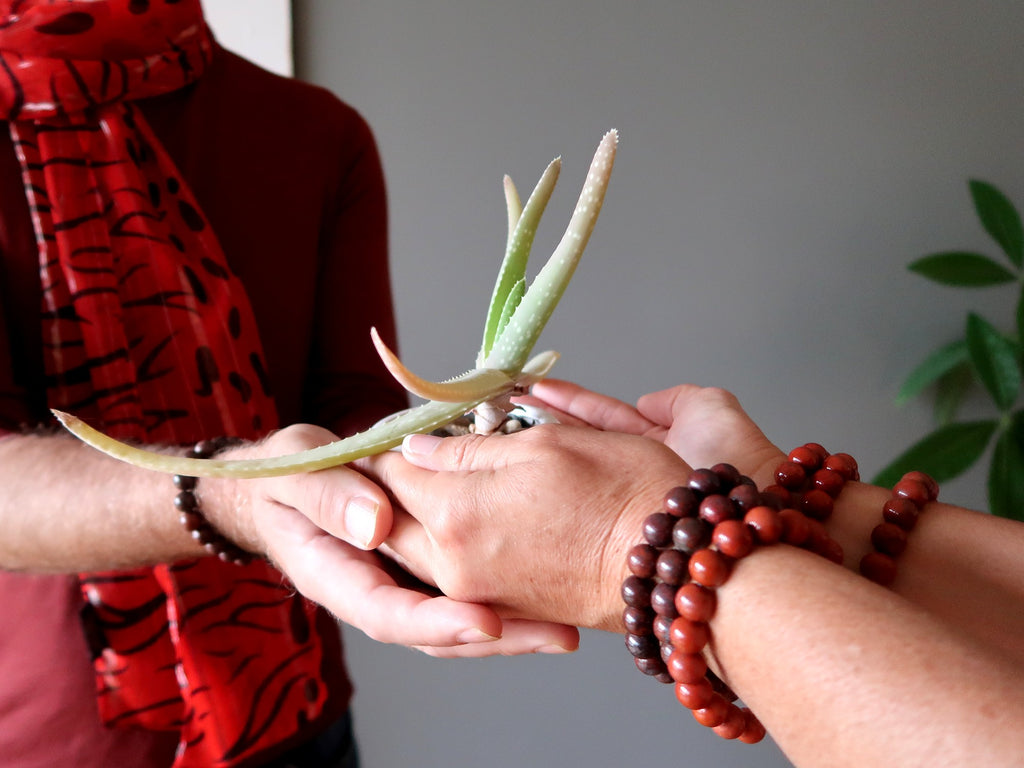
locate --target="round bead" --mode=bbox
[675,679,714,709]
[901,471,939,501]
[823,452,859,481]
[882,497,920,531]
[812,467,846,498]
[667,650,707,683]
[668,617,710,654]
[728,483,762,515]
[710,462,742,488]
[622,605,655,636]
[621,575,654,608]
[173,491,198,513]
[663,485,700,517]
[860,551,897,586]
[774,460,807,490]
[626,543,658,578]
[699,494,738,525]
[172,474,197,492]
[739,712,767,744]
[799,488,834,521]
[779,508,810,546]
[803,518,830,552]
[653,614,673,643]
[674,583,717,622]
[650,582,680,618]
[759,484,792,510]
[893,477,931,508]
[687,468,723,496]
[692,695,731,727]
[688,548,731,588]
[711,519,753,559]
[802,442,829,463]
[655,549,690,585]
[625,632,659,659]
[712,704,748,739]
[788,445,823,470]
[642,512,675,548]
[744,505,783,545]
[871,522,908,557]
[179,510,205,533]
[814,536,845,565]
[673,517,711,553]
[634,656,668,678]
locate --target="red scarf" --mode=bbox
[1,2,334,765]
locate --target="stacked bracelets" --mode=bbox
[174,436,254,566]
[623,445,937,745]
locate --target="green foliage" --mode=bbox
[874,180,1024,521]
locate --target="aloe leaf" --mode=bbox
[504,175,522,250]
[908,251,1016,287]
[969,179,1023,268]
[872,420,997,488]
[486,129,618,372]
[965,312,1021,411]
[54,397,492,478]
[933,363,974,425]
[988,414,1024,521]
[479,158,561,364]
[896,339,968,404]
[496,277,526,343]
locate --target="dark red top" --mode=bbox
[0,44,407,766]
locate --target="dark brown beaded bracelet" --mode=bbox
[174,437,253,566]
[859,470,938,586]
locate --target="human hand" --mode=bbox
[361,424,691,633]
[206,424,578,656]
[525,380,784,487]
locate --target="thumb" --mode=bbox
[401,432,517,472]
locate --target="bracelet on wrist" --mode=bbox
[174,437,254,566]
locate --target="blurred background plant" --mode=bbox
[874,180,1024,521]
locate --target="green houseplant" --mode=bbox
[873,180,1024,521]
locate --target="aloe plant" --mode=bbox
[874,180,1024,521]
[55,130,618,478]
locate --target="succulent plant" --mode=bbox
[55,130,618,478]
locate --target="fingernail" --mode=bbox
[456,627,500,644]
[403,433,442,456]
[535,644,574,654]
[344,497,379,548]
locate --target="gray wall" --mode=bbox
[289,2,1024,766]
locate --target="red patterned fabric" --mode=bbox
[1,2,333,765]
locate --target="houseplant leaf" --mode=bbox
[969,179,1024,268]
[908,251,1016,287]
[872,419,997,488]
[965,312,1021,411]
[896,339,969,404]
[988,412,1024,521]
[933,363,974,425]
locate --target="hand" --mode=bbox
[362,424,691,633]
[208,424,578,657]
[524,380,784,487]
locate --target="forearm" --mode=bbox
[0,431,208,572]
[711,545,1024,767]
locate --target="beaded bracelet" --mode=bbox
[173,437,254,566]
[859,470,938,586]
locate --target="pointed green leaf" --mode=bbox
[908,251,1016,287]
[896,339,969,404]
[872,420,997,488]
[479,158,561,364]
[933,363,974,425]
[494,277,525,346]
[965,313,1021,411]
[969,179,1023,268]
[988,416,1024,521]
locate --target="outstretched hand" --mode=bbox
[209,423,579,657]
[521,380,785,487]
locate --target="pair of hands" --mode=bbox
[225,382,784,655]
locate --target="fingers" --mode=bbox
[530,379,656,434]
[415,620,580,658]
[395,430,519,472]
[262,463,394,550]
[635,383,705,427]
